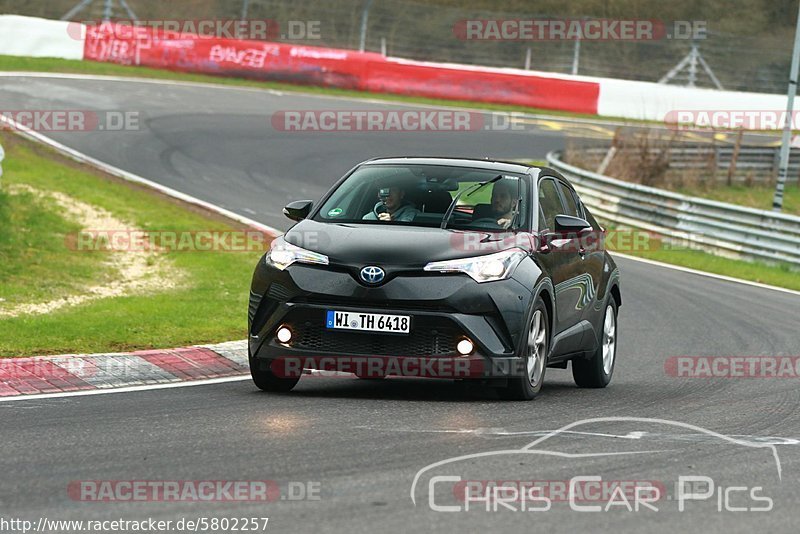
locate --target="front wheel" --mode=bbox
[249,353,300,392]
[500,297,548,400]
[572,299,618,388]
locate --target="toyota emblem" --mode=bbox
[359,266,385,285]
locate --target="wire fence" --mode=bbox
[0,0,793,94]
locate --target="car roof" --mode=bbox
[360,156,535,174]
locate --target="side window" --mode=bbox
[538,178,565,232]
[557,182,581,218]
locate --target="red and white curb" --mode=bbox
[0,340,249,398]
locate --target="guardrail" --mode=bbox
[546,150,800,267]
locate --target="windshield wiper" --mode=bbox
[440,174,503,229]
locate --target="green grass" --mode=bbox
[0,185,114,306]
[0,131,268,357]
[0,55,622,122]
[605,231,800,291]
[676,183,800,217]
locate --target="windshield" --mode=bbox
[314,164,529,231]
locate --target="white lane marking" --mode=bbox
[358,426,800,446]
[355,427,630,439]
[613,252,800,298]
[0,375,251,403]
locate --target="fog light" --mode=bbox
[456,338,474,356]
[276,326,292,344]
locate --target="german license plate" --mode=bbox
[326,310,411,334]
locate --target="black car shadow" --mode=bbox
[250,374,582,402]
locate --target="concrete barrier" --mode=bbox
[0,15,84,60]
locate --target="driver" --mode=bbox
[489,179,517,229]
[362,186,419,222]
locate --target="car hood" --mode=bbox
[283,220,530,267]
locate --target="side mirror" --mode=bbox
[283,200,313,222]
[554,214,592,233]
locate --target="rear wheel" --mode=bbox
[249,352,300,392]
[500,297,548,400]
[572,299,617,388]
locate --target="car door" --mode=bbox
[536,178,585,338]
[559,184,606,326]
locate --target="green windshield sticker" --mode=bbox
[327,208,343,217]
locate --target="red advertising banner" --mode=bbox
[83,23,599,114]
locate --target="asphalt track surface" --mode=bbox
[1,75,799,533]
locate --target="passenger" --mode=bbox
[489,180,517,229]
[363,186,419,222]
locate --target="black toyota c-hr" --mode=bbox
[248,157,621,400]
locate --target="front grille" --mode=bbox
[285,309,460,357]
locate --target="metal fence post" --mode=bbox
[358,0,374,53]
[773,0,800,211]
[727,129,744,186]
[571,35,581,75]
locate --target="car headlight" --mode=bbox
[265,238,329,271]
[423,248,527,283]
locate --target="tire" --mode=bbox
[249,352,300,392]
[500,296,549,400]
[572,298,618,388]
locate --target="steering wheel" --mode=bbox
[373,201,388,219]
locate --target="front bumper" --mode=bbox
[248,260,536,379]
